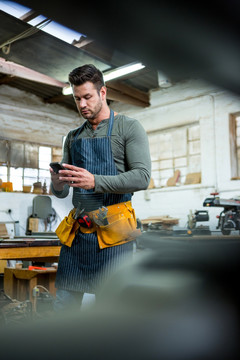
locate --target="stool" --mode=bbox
[3,268,57,305]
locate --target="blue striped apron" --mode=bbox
[55,110,134,293]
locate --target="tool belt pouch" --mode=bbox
[93,201,141,249]
[55,208,79,247]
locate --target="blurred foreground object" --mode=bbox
[0,235,239,360]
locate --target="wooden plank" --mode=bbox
[0,74,15,84]
[73,37,94,48]
[167,169,181,186]
[184,172,201,185]
[0,57,66,88]
[0,223,8,237]
[141,216,179,225]
[107,80,149,104]
[7,269,47,280]
[29,277,38,307]
[3,268,15,299]
[19,10,39,23]
[45,94,67,103]
[107,87,149,108]
[0,246,61,260]
[0,260,7,273]
[48,272,57,296]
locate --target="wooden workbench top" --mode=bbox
[0,245,61,261]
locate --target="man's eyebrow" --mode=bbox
[74,93,91,98]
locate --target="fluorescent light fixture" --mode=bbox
[103,62,145,82]
[62,85,73,95]
[62,62,145,95]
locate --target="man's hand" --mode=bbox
[58,163,95,190]
[50,167,69,191]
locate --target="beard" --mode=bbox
[80,98,102,120]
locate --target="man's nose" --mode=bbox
[80,98,87,108]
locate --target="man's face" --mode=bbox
[72,81,105,121]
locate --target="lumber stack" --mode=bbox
[140,216,179,231]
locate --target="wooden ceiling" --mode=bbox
[3,0,240,110]
[0,9,158,112]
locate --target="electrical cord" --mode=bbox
[9,213,26,234]
[32,285,52,318]
[0,18,52,54]
[33,285,50,294]
[5,206,60,234]
[47,207,58,231]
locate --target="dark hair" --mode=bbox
[68,64,105,92]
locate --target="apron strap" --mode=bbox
[74,123,85,141]
[107,109,114,137]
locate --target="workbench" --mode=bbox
[0,237,61,307]
[4,267,57,304]
[0,237,61,262]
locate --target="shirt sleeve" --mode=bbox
[94,119,151,193]
[50,132,72,198]
[50,183,70,198]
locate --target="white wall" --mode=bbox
[0,191,73,236]
[112,79,240,231]
[0,85,81,146]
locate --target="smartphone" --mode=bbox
[49,162,66,174]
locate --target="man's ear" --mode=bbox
[100,86,107,100]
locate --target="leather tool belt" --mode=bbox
[55,201,141,249]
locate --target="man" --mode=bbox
[50,64,151,311]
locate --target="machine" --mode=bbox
[203,193,240,235]
[187,209,211,235]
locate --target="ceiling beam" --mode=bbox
[0,57,66,88]
[106,81,150,107]
[19,10,40,22]
[45,94,68,103]
[72,36,94,48]
[107,80,149,104]
[106,87,149,108]
[0,74,15,84]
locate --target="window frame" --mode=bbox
[148,121,201,188]
[0,138,62,191]
[229,112,240,179]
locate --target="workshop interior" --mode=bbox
[0,1,240,359]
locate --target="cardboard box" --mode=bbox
[28,218,39,232]
[0,223,9,238]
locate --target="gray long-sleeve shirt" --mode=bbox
[51,113,151,201]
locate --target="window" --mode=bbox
[0,165,8,182]
[0,139,62,192]
[148,123,201,187]
[229,112,240,179]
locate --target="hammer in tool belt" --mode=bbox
[74,202,93,228]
